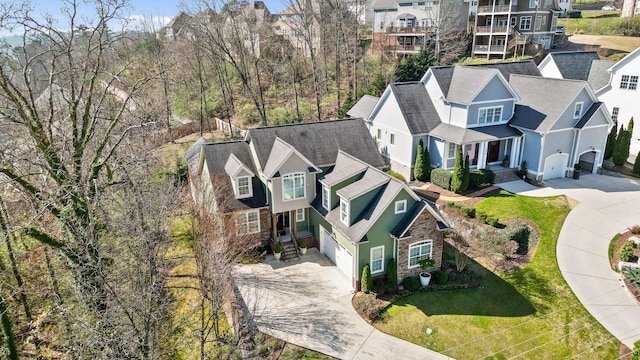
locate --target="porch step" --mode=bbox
[493,168,521,184]
[281,244,299,262]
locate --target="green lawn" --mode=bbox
[558,12,622,35]
[374,192,619,359]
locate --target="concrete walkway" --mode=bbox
[234,249,453,360]
[499,174,640,348]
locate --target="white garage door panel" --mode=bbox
[543,154,568,180]
[320,226,353,284]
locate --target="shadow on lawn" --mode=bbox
[390,263,537,318]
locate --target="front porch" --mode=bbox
[271,209,315,262]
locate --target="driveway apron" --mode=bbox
[499,174,640,348]
[233,249,453,360]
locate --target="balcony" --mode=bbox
[388,45,422,54]
[473,44,508,53]
[386,26,433,35]
[477,4,512,13]
[475,25,511,34]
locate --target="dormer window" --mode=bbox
[478,106,503,125]
[573,102,583,119]
[283,172,305,201]
[236,176,252,198]
[322,185,330,210]
[395,200,407,214]
[340,198,349,225]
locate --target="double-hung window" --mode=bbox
[237,210,260,235]
[296,208,305,222]
[619,75,638,90]
[237,176,251,198]
[283,172,305,201]
[370,246,384,274]
[573,102,583,119]
[612,107,619,124]
[322,185,330,210]
[408,240,433,268]
[520,16,532,30]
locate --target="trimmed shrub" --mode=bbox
[503,222,533,255]
[460,206,476,218]
[267,339,281,351]
[620,241,635,262]
[387,258,398,290]
[515,161,527,177]
[477,211,488,224]
[353,293,380,322]
[624,268,640,289]
[449,266,480,283]
[446,201,457,208]
[634,150,640,175]
[605,125,617,160]
[254,333,265,344]
[431,169,452,190]
[402,276,420,291]
[486,216,500,228]
[613,125,631,166]
[414,139,428,181]
[361,264,373,294]
[432,270,449,285]
[256,345,269,356]
[632,339,640,360]
[451,145,467,193]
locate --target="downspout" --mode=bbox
[537,134,545,178]
[355,242,360,290]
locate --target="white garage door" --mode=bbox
[543,154,568,180]
[321,226,353,284]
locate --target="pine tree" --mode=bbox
[423,143,431,180]
[414,139,426,181]
[604,124,617,160]
[633,151,640,175]
[387,258,398,290]
[361,264,373,294]
[451,145,466,193]
[462,154,470,191]
[629,117,635,136]
[613,125,631,166]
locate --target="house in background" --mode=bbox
[355,60,613,181]
[185,119,448,289]
[539,49,639,160]
[594,47,640,160]
[370,0,469,57]
[471,0,561,59]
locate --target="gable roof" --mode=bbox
[347,94,380,119]
[391,200,449,239]
[446,67,499,104]
[427,61,540,97]
[262,137,320,178]
[185,136,208,175]
[247,118,386,170]
[336,167,390,201]
[200,141,267,211]
[388,82,441,134]
[509,75,587,133]
[224,153,255,178]
[586,60,614,91]
[544,51,600,81]
[320,151,368,187]
[574,102,605,129]
[608,46,640,72]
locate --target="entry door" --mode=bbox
[487,141,500,163]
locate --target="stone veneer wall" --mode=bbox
[396,212,444,284]
[258,208,272,244]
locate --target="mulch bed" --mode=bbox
[611,229,640,305]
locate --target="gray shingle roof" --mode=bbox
[546,51,600,81]
[391,200,449,239]
[261,137,318,178]
[587,60,614,91]
[430,123,522,144]
[446,67,498,104]
[336,167,390,201]
[429,61,541,98]
[200,141,267,211]
[389,82,441,134]
[320,151,368,187]
[371,0,397,9]
[347,94,380,119]
[509,75,586,133]
[247,118,386,169]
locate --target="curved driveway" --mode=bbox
[499,174,640,348]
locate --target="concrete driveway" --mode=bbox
[233,249,453,360]
[499,174,640,348]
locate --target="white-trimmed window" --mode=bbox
[619,75,638,89]
[390,133,395,145]
[395,199,407,214]
[377,128,382,139]
[408,240,433,268]
[340,198,349,225]
[536,16,542,30]
[296,208,305,222]
[283,172,305,201]
[236,176,251,198]
[529,0,536,8]
[322,185,330,210]
[370,246,384,274]
[612,107,619,124]
[573,102,583,119]
[520,16,532,30]
[511,17,517,26]
[478,106,502,124]
[237,210,260,235]
[448,143,456,160]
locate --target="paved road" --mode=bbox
[234,249,453,360]
[499,174,640,349]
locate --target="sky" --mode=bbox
[2,0,286,36]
